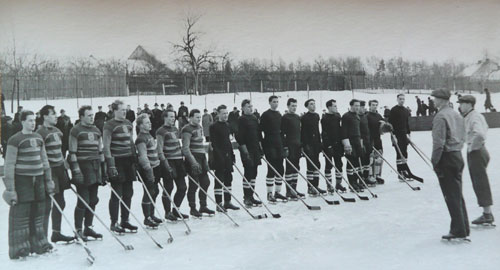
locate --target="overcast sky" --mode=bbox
[1,0,499,64]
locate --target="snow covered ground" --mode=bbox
[1,90,499,269]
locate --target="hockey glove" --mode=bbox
[71,169,85,186]
[100,162,109,186]
[108,167,119,181]
[145,168,155,184]
[45,180,56,196]
[283,147,289,159]
[342,139,352,155]
[191,162,202,176]
[2,190,17,206]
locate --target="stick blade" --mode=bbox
[308,205,321,210]
[359,196,369,201]
[272,214,281,218]
[125,245,134,250]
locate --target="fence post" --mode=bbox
[227,81,230,93]
[260,80,263,93]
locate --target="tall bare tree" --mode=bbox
[172,14,215,95]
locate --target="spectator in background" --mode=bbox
[177,101,189,129]
[107,104,114,120]
[142,103,152,118]
[13,106,23,123]
[1,116,13,158]
[383,106,391,121]
[137,107,142,116]
[56,109,73,157]
[1,92,5,116]
[406,106,412,116]
[126,105,136,123]
[211,108,218,122]
[151,103,162,136]
[202,109,214,142]
[416,96,424,116]
[428,97,436,115]
[35,112,43,131]
[484,88,494,112]
[161,104,165,111]
[94,105,107,132]
[253,109,260,121]
[228,106,240,137]
[421,101,429,116]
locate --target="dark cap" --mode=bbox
[98,105,102,109]
[457,95,476,105]
[431,89,451,100]
[154,103,159,106]
[304,99,315,107]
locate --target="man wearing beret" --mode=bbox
[431,89,469,240]
[458,95,494,226]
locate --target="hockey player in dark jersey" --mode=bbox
[389,94,423,182]
[182,109,215,217]
[103,100,138,233]
[3,111,55,259]
[341,100,364,192]
[156,110,188,221]
[281,98,305,200]
[359,101,377,186]
[37,105,75,243]
[236,99,263,207]
[301,99,326,196]
[209,105,240,212]
[69,106,105,240]
[367,100,387,184]
[135,114,162,228]
[260,96,287,203]
[321,99,346,193]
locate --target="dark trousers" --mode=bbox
[108,157,136,223]
[435,151,470,237]
[394,134,409,172]
[186,154,210,209]
[48,191,65,233]
[285,144,301,192]
[162,160,187,214]
[324,151,343,185]
[139,166,161,219]
[75,184,99,229]
[304,147,320,188]
[346,140,362,187]
[214,169,233,203]
[467,147,493,207]
[264,146,284,190]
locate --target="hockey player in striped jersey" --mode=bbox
[3,110,55,259]
[135,114,162,228]
[103,100,138,233]
[182,109,214,217]
[68,106,105,240]
[156,110,188,221]
[37,105,75,243]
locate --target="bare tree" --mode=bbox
[172,13,215,95]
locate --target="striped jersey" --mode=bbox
[70,123,102,161]
[7,132,48,176]
[36,125,64,167]
[181,123,205,154]
[103,119,134,157]
[156,125,182,160]
[135,132,160,168]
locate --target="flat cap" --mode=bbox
[457,95,476,105]
[431,89,451,100]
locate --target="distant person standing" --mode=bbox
[106,104,114,120]
[1,92,5,116]
[416,96,424,116]
[94,106,107,132]
[484,88,494,112]
[211,108,218,122]
[253,109,261,122]
[202,109,213,142]
[430,89,469,241]
[126,105,136,124]
[428,97,436,115]
[56,109,73,158]
[383,106,391,121]
[178,101,189,130]
[152,103,163,136]
[228,107,240,137]
[458,95,494,226]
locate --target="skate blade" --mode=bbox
[201,213,215,217]
[123,230,138,234]
[472,223,496,229]
[441,238,471,243]
[112,231,125,236]
[146,226,159,230]
[53,239,76,245]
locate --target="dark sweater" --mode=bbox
[389,105,411,137]
[321,112,342,148]
[301,112,321,150]
[281,113,301,147]
[260,109,283,148]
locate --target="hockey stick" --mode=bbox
[372,148,421,191]
[285,157,340,205]
[391,134,424,183]
[49,194,95,265]
[321,150,368,201]
[233,164,281,218]
[208,170,267,220]
[186,174,239,227]
[69,186,134,251]
[108,185,164,248]
[344,158,378,198]
[302,152,355,203]
[261,156,321,210]
[407,138,433,169]
[136,172,191,236]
